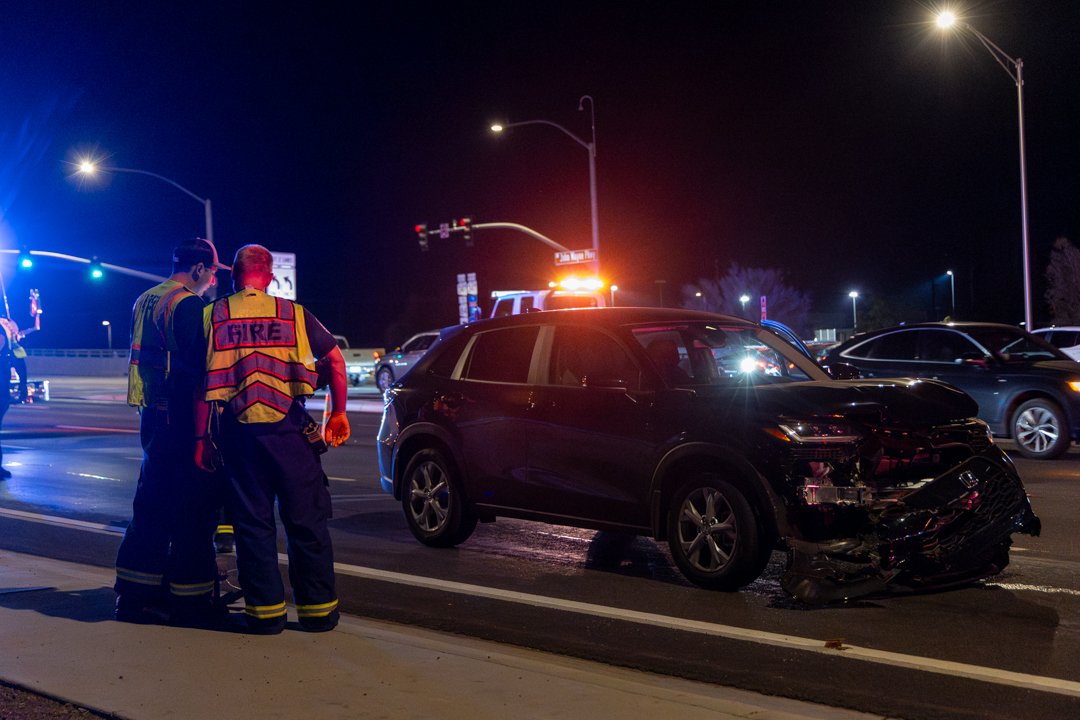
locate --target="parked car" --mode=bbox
[377,308,1039,603]
[374,330,440,392]
[1030,326,1080,362]
[823,322,1080,459]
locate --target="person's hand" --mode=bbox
[324,412,351,448]
[195,437,220,472]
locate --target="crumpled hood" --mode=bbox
[697,377,979,428]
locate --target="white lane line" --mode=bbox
[328,560,1080,699]
[55,425,139,434]
[328,476,359,482]
[987,582,1080,597]
[0,507,123,536]
[3,505,1073,698]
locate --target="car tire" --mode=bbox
[375,366,395,392]
[666,473,768,590]
[1011,398,1070,460]
[401,448,477,547]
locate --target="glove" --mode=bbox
[324,412,351,448]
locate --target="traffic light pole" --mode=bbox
[415,220,572,254]
[0,249,167,283]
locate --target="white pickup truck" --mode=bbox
[333,335,386,386]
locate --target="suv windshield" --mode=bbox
[631,322,827,386]
[965,327,1067,362]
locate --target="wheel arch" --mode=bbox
[391,423,467,501]
[648,443,782,544]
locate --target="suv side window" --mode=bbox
[549,326,640,389]
[461,326,539,383]
[492,298,515,318]
[849,330,918,360]
[520,296,536,313]
[917,329,980,362]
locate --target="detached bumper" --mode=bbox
[781,449,1040,604]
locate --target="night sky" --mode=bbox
[3,1,1079,349]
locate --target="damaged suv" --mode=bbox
[377,308,1040,603]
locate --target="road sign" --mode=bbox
[554,248,597,266]
[268,251,296,300]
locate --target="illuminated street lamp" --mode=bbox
[695,290,706,310]
[739,294,750,316]
[946,270,956,317]
[77,160,214,244]
[610,284,618,306]
[936,10,1031,328]
[849,291,859,333]
[490,96,599,273]
[102,320,112,350]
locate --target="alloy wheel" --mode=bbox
[406,460,450,533]
[1015,406,1060,455]
[675,486,738,573]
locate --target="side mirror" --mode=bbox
[827,362,861,380]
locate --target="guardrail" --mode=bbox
[27,349,127,359]
[24,349,128,376]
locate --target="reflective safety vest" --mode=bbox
[128,280,197,408]
[204,289,318,424]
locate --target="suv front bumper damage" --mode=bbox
[780,449,1041,604]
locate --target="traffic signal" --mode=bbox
[415,223,429,251]
[459,217,473,247]
[89,257,104,280]
[17,250,33,269]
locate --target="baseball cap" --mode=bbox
[173,238,231,272]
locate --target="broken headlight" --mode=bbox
[778,420,859,444]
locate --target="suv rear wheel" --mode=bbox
[401,448,477,547]
[666,473,769,590]
[1011,398,1070,459]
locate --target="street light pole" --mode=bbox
[946,270,956,317]
[610,284,618,307]
[849,291,859,333]
[936,12,1031,328]
[739,294,750,317]
[490,96,599,274]
[102,320,112,350]
[77,162,213,244]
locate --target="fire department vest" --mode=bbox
[204,289,318,424]
[128,280,197,408]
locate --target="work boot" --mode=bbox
[115,595,170,625]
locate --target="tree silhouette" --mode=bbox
[681,264,812,336]
[1045,237,1080,324]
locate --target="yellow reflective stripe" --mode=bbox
[245,602,287,619]
[215,525,234,534]
[116,567,164,586]
[296,600,338,618]
[169,581,216,597]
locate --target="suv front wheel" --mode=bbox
[666,473,769,590]
[1011,398,1070,459]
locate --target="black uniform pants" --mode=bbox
[220,403,337,631]
[114,407,218,606]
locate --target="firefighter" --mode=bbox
[114,238,227,625]
[195,244,350,635]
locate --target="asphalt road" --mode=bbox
[1,397,1078,719]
